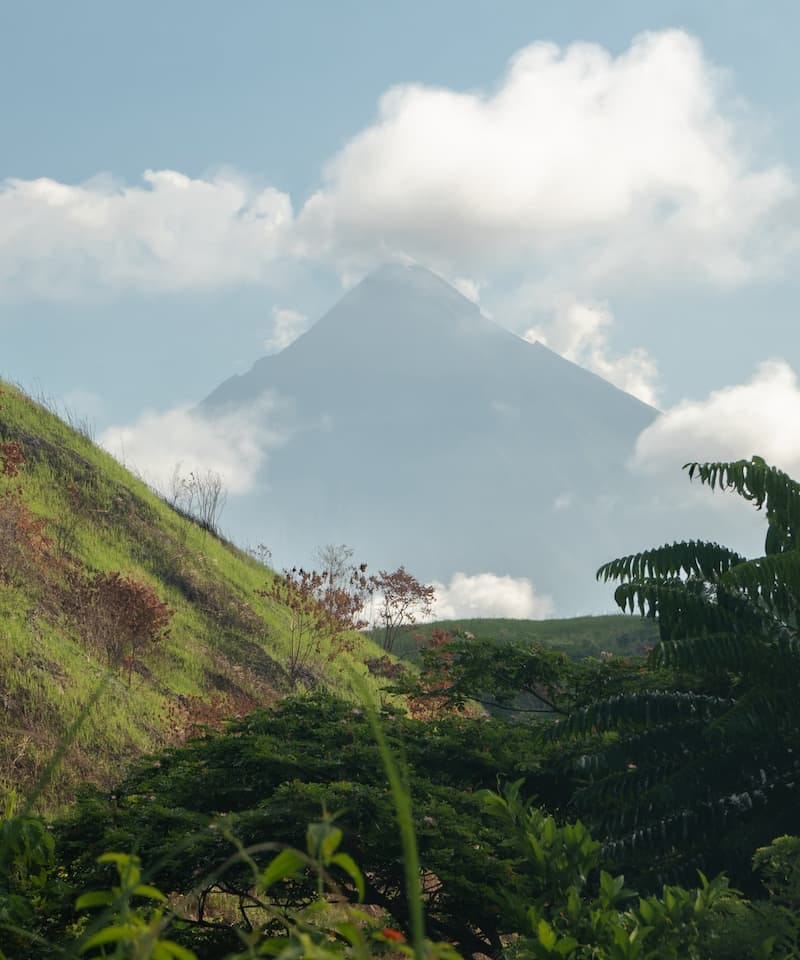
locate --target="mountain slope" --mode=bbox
[203,263,659,614]
[0,382,381,808]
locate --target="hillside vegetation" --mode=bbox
[0,382,383,807]
[3,399,800,957]
[392,613,658,661]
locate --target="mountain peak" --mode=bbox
[343,261,481,318]
[301,261,495,355]
[361,260,468,294]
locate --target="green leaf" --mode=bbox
[306,820,343,860]
[331,852,366,901]
[537,918,557,950]
[555,937,579,956]
[97,851,141,887]
[81,923,143,950]
[261,848,306,889]
[321,825,343,861]
[151,940,199,960]
[75,890,114,909]
[133,883,167,901]
[334,920,366,948]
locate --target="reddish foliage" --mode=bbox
[0,490,53,583]
[0,441,25,478]
[369,566,436,653]
[164,690,263,743]
[66,571,172,682]
[365,655,406,680]
[259,565,370,682]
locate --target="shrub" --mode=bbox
[65,572,172,683]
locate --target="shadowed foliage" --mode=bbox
[554,457,800,889]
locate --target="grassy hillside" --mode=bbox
[0,382,383,808]
[390,613,658,661]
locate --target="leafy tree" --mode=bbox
[556,457,800,889]
[19,763,787,960]
[54,694,549,956]
[402,634,647,716]
[370,566,435,653]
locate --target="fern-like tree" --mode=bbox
[558,456,800,889]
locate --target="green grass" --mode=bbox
[386,613,658,662]
[0,381,385,808]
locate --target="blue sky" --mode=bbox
[3,2,800,615]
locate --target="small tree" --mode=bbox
[259,564,370,683]
[315,543,355,593]
[370,566,435,653]
[247,542,273,567]
[168,464,227,534]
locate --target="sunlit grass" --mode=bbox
[0,380,387,810]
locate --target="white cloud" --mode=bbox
[429,572,554,620]
[632,360,800,477]
[100,397,285,495]
[524,299,659,405]
[2,30,795,308]
[298,29,796,287]
[0,169,293,298]
[265,306,309,353]
[451,276,481,303]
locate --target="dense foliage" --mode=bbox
[5,453,800,958]
[2,706,797,959]
[558,457,800,887]
[51,694,549,956]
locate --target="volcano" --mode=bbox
[203,263,659,614]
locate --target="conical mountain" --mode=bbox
[204,263,658,614]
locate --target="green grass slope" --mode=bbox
[391,614,658,661]
[0,382,382,808]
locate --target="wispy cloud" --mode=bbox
[524,299,659,405]
[265,306,310,353]
[632,359,800,476]
[100,395,287,495]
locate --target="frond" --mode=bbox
[685,457,800,554]
[557,690,731,740]
[597,541,746,584]
[653,631,770,674]
[707,685,800,742]
[609,579,726,638]
[721,551,800,620]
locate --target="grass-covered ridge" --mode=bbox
[391,613,658,661]
[0,382,383,807]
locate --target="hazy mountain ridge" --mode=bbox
[204,264,660,614]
